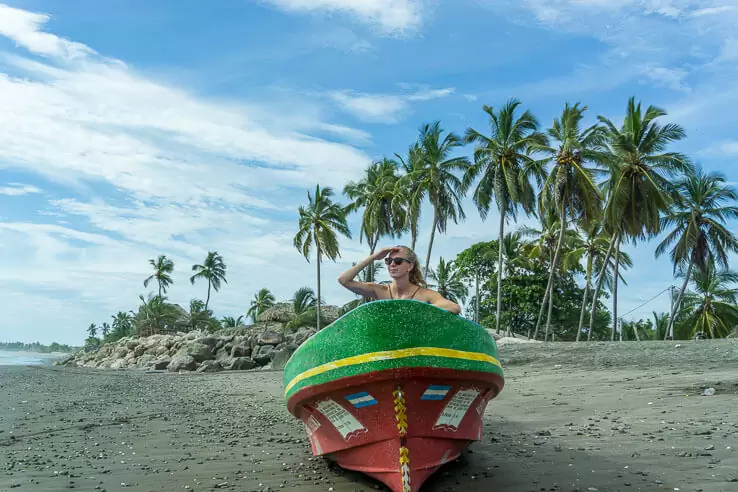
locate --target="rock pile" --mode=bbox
[56,303,341,373]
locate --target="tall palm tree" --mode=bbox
[395,143,425,251]
[536,102,605,341]
[428,258,468,304]
[86,323,97,338]
[144,254,175,298]
[410,121,470,275]
[591,96,691,340]
[294,185,352,330]
[190,251,227,311]
[111,311,134,340]
[101,322,111,338]
[462,99,547,332]
[680,265,738,339]
[344,158,406,282]
[655,168,738,339]
[248,288,276,322]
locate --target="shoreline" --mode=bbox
[2,340,737,491]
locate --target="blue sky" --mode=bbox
[1,0,737,345]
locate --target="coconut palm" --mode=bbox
[134,294,180,337]
[679,264,738,339]
[395,142,425,251]
[183,299,214,332]
[655,168,738,339]
[111,311,134,340]
[462,99,547,332]
[410,121,471,276]
[344,158,406,282]
[428,258,468,305]
[294,185,352,330]
[536,102,605,341]
[144,255,175,297]
[190,251,227,311]
[292,286,317,315]
[101,322,111,338]
[248,288,276,322]
[221,315,245,328]
[86,323,97,338]
[591,96,692,340]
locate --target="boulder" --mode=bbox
[228,357,258,371]
[175,342,213,362]
[230,344,251,358]
[253,345,275,365]
[150,358,171,370]
[197,360,223,373]
[271,346,297,370]
[257,330,283,346]
[168,355,196,372]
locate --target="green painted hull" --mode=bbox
[283,300,504,403]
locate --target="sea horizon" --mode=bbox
[0,350,68,367]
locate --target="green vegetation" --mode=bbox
[0,342,78,353]
[80,96,738,345]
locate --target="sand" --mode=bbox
[1,340,737,492]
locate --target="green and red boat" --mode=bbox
[282,299,505,492]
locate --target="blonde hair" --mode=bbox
[394,245,426,288]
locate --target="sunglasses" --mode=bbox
[385,257,411,266]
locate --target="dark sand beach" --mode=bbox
[2,340,737,492]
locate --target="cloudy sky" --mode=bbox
[1,0,737,345]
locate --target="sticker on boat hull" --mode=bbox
[315,399,367,440]
[421,385,451,400]
[433,388,480,431]
[344,391,378,408]
[303,414,321,436]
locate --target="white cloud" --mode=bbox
[0,4,95,59]
[261,0,426,33]
[0,183,41,196]
[329,86,455,123]
[0,4,385,344]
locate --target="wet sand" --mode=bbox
[2,340,737,491]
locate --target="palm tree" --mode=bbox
[183,299,214,332]
[111,311,134,340]
[144,255,175,297]
[221,315,245,328]
[86,323,97,338]
[190,251,227,311]
[655,168,738,339]
[536,102,605,341]
[344,158,406,282]
[591,96,692,340]
[134,294,179,337]
[679,264,738,339]
[294,185,352,330]
[411,121,471,275]
[248,288,276,322]
[428,258,468,304]
[101,322,111,338]
[462,99,547,332]
[395,143,425,251]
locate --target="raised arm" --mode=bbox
[338,247,395,299]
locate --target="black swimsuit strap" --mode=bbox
[389,285,421,300]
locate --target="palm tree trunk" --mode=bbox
[611,235,621,341]
[474,271,480,324]
[533,275,552,340]
[496,204,506,334]
[576,254,593,342]
[205,281,211,311]
[158,282,162,298]
[666,261,693,340]
[544,203,567,342]
[587,234,618,341]
[317,250,322,331]
[424,207,439,277]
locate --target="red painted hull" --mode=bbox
[292,369,503,491]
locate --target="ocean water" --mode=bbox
[0,350,64,366]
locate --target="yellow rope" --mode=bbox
[393,386,411,491]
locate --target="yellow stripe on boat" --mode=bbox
[285,347,501,395]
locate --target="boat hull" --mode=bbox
[293,367,503,491]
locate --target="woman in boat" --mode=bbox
[337,245,462,314]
